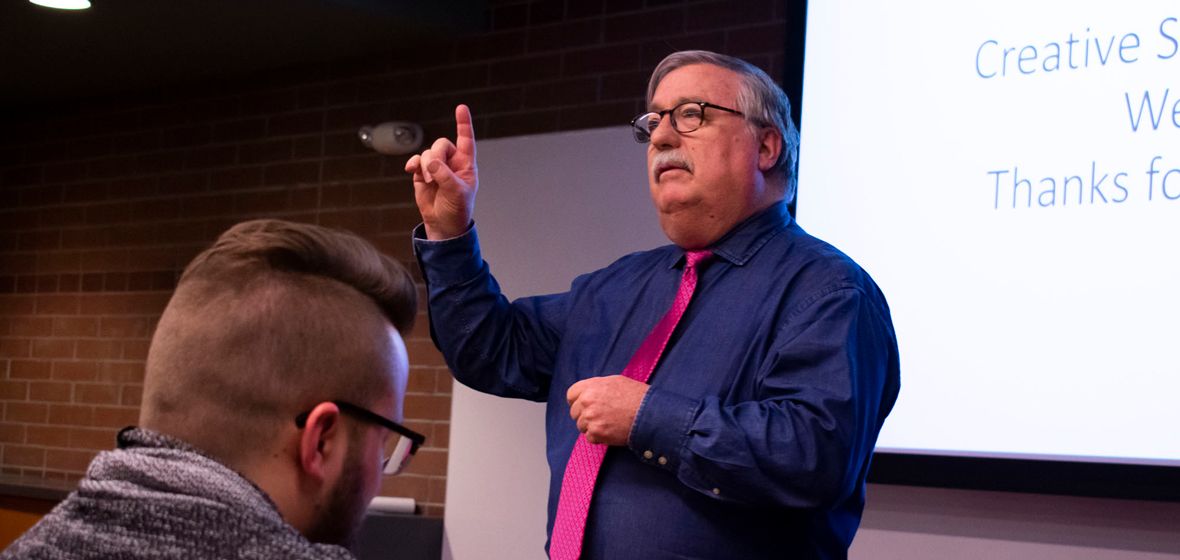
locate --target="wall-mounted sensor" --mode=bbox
[358,122,424,155]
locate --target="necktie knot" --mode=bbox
[685,250,713,270]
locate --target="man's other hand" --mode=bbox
[405,104,479,240]
[566,375,650,446]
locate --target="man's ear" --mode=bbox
[756,126,783,173]
[298,401,345,483]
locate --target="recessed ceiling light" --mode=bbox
[29,0,91,10]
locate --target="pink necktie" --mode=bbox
[549,250,713,560]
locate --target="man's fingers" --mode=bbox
[430,137,457,162]
[566,379,587,406]
[455,104,476,159]
[405,154,421,174]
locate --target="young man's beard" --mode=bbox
[304,442,372,548]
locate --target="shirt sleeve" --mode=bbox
[412,223,567,402]
[628,285,899,509]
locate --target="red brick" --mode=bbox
[428,476,447,504]
[405,338,446,368]
[379,474,431,501]
[79,293,170,315]
[99,317,155,339]
[456,31,527,62]
[725,23,786,56]
[528,20,603,54]
[129,199,181,222]
[75,339,121,360]
[402,448,447,477]
[99,362,144,383]
[47,404,93,425]
[135,151,186,174]
[45,449,94,472]
[213,118,267,143]
[431,423,450,449]
[159,124,212,149]
[265,162,320,186]
[686,0,775,31]
[523,78,598,109]
[29,381,72,403]
[529,0,565,25]
[490,54,562,86]
[92,406,138,429]
[6,402,49,423]
[560,100,636,130]
[0,379,28,399]
[120,385,143,407]
[185,145,237,170]
[32,339,73,359]
[107,177,159,199]
[10,360,50,380]
[485,109,560,137]
[563,44,641,76]
[18,230,61,251]
[210,167,266,191]
[61,228,108,250]
[268,112,324,136]
[122,340,150,360]
[52,361,98,381]
[292,136,322,159]
[39,206,88,229]
[88,156,137,179]
[9,317,52,337]
[0,424,25,444]
[239,139,293,165]
[4,446,46,468]
[604,7,684,42]
[26,425,69,447]
[34,294,79,314]
[62,181,110,205]
[79,250,130,272]
[58,274,81,292]
[75,383,119,405]
[19,185,62,206]
[43,161,89,184]
[403,394,451,422]
[52,317,98,337]
[322,156,382,182]
[69,427,119,449]
[234,189,290,214]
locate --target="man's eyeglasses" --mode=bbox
[629,101,744,143]
[295,400,426,475]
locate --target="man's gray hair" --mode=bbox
[647,50,801,203]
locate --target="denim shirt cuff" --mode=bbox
[628,386,699,474]
[412,221,484,287]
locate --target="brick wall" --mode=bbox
[0,0,788,517]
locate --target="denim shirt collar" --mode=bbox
[668,200,792,268]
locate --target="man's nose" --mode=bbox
[649,114,679,149]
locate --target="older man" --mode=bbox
[407,50,900,559]
[2,220,424,559]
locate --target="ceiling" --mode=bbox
[0,0,486,111]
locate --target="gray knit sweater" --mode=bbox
[1,428,357,560]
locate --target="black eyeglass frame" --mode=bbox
[629,101,745,143]
[294,400,426,459]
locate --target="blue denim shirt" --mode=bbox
[413,201,900,560]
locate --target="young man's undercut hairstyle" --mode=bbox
[141,219,418,466]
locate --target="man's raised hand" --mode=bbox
[405,104,479,240]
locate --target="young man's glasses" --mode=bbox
[629,101,744,143]
[295,400,426,475]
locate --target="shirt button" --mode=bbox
[712,488,721,496]
[643,450,654,460]
[657,456,667,465]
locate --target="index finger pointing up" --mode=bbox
[455,104,476,160]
